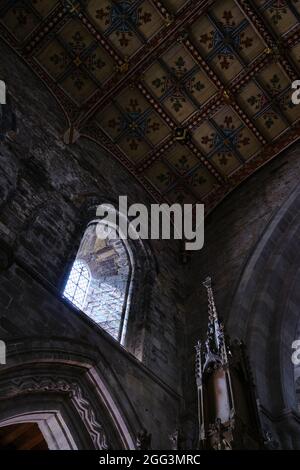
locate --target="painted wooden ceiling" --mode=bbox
[1,0,299,212]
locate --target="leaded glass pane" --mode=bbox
[63,261,90,309]
[62,221,131,343]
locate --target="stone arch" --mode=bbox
[0,410,77,450]
[61,194,158,362]
[0,338,139,450]
[227,185,300,448]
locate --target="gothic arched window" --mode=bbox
[63,218,132,343]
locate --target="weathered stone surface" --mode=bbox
[184,142,300,448]
[1,36,300,449]
[0,41,185,448]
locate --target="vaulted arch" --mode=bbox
[227,185,300,449]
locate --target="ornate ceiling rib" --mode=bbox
[0,0,299,212]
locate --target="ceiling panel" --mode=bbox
[0,0,299,213]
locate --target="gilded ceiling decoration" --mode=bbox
[0,0,299,212]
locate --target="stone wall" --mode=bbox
[186,142,300,329]
[1,35,300,448]
[183,141,300,447]
[0,39,186,445]
[0,260,182,449]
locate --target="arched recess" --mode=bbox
[0,412,77,450]
[0,338,140,450]
[61,195,158,362]
[226,184,300,449]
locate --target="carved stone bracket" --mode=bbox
[136,428,152,450]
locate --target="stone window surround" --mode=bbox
[60,198,157,363]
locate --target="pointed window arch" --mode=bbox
[63,217,132,343]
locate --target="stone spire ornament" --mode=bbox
[195,277,263,450]
[202,276,229,372]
